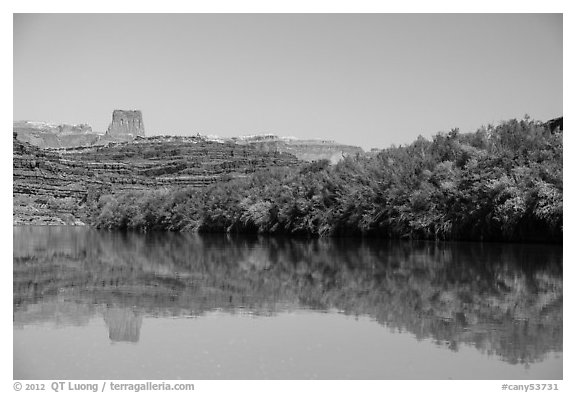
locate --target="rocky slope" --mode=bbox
[13,133,299,225]
[232,134,363,163]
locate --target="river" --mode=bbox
[13,226,562,379]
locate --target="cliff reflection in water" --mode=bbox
[13,226,562,363]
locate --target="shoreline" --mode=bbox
[12,222,563,246]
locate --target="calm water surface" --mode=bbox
[13,227,562,379]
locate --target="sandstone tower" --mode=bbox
[106,110,145,138]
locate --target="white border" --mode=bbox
[2,2,572,392]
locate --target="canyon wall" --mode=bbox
[14,111,364,163]
[13,121,101,148]
[13,110,147,148]
[233,135,364,163]
[13,133,299,225]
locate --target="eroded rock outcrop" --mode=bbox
[13,133,299,225]
[13,120,101,148]
[106,110,145,139]
[13,111,364,224]
[233,134,363,163]
[14,111,364,163]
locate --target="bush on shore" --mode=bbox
[89,117,562,242]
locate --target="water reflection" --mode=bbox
[104,307,142,343]
[13,226,562,373]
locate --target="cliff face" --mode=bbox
[13,121,101,148]
[12,111,364,224]
[106,110,145,138]
[13,134,95,225]
[13,134,299,225]
[233,135,363,163]
[14,111,364,163]
[14,110,146,148]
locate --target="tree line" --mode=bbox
[88,117,563,242]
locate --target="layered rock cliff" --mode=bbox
[13,133,299,225]
[13,111,362,225]
[232,134,364,163]
[13,120,102,148]
[14,110,364,163]
[13,109,147,149]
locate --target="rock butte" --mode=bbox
[12,109,367,225]
[106,109,145,139]
[12,111,563,226]
[13,110,364,163]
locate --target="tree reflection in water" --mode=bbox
[13,226,562,365]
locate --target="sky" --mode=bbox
[13,13,563,150]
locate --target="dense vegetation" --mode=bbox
[88,117,563,242]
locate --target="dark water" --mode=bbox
[13,226,562,379]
